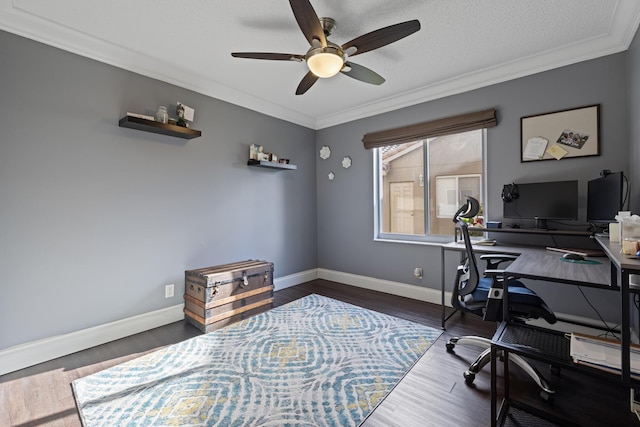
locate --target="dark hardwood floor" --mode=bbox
[1,279,636,426]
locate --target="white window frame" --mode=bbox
[373,130,487,244]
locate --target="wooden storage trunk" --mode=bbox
[184,260,274,333]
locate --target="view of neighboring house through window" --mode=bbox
[375,129,484,239]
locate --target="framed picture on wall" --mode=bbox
[520,104,600,162]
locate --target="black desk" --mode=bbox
[502,250,610,287]
[490,237,639,426]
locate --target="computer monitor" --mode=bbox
[503,180,579,229]
[587,171,624,223]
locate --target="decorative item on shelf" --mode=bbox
[462,204,484,236]
[341,156,352,168]
[328,171,335,181]
[249,144,264,160]
[156,106,168,124]
[279,158,290,164]
[176,102,195,128]
[320,145,331,159]
[176,106,186,127]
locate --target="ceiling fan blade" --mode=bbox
[231,52,304,61]
[289,0,327,47]
[296,71,319,95]
[341,62,385,85]
[341,20,420,57]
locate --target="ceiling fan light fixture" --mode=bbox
[230,1,421,95]
[306,47,344,78]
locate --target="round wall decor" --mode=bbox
[320,145,331,159]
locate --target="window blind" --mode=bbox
[362,108,497,149]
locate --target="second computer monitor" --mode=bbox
[587,171,624,224]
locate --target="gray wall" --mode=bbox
[0,30,317,350]
[316,53,630,321]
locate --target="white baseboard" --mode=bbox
[317,268,448,306]
[0,304,185,376]
[0,269,319,376]
[274,268,318,291]
[1,267,613,376]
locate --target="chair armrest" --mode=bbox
[480,254,518,270]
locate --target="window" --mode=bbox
[435,175,482,218]
[374,129,485,240]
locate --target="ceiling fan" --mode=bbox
[231,0,420,95]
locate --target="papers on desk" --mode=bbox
[570,333,640,378]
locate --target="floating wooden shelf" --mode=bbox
[247,160,297,170]
[119,116,202,139]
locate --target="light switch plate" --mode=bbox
[165,283,175,298]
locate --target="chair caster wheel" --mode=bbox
[463,370,476,384]
[446,342,455,353]
[540,390,554,403]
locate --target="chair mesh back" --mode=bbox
[456,219,480,297]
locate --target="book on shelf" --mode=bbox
[126,112,155,121]
[570,333,640,374]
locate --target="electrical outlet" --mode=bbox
[165,284,175,298]
[414,268,423,279]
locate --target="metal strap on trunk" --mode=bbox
[212,271,270,287]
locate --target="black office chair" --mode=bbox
[445,196,558,401]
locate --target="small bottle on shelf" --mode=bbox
[156,106,168,124]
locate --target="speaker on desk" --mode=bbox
[501,183,519,203]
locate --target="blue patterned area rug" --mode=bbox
[73,294,441,426]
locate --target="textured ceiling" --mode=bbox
[2,0,639,129]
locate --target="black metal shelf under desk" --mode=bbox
[491,322,639,426]
[489,239,640,426]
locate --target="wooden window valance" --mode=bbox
[362,108,497,149]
